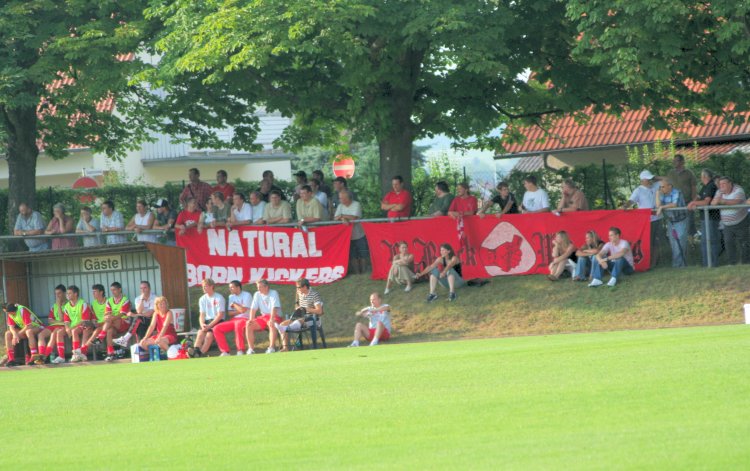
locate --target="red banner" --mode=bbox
[363,210,651,280]
[177,225,353,286]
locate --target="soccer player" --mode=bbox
[213,280,252,356]
[114,280,157,348]
[193,278,225,357]
[244,279,283,354]
[81,284,108,354]
[63,285,94,362]
[99,282,132,362]
[350,293,392,347]
[1,303,44,366]
[139,296,178,353]
[36,284,67,364]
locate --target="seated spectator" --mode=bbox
[258,170,285,202]
[213,280,252,356]
[293,170,308,202]
[248,191,266,224]
[296,185,324,225]
[197,197,214,234]
[334,190,368,273]
[138,296,178,354]
[100,200,127,245]
[330,177,355,213]
[152,199,177,246]
[312,169,331,197]
[262,190,292,224]
[310,179,329,220]
[520,175,550,213]
[349,293,391,347]
[711,176,750,265]
[448,182,478,218]
[687,169,720,267]
[276,278,323,352]
[623,170,662,267]
[244,279,283,354]
[547,231,577,281]
[384,241,415,294]
[114,280,156,348]
[2,303,44,366]
[479,181,519,217]
[193,278,225,357]
[573,230,604,281]
[175,197,201,236]
[381,175,412,219]
[45,203,76,249]
[656,179,688,267]
[179,168,213,211]
[589,227,634,288]
[126,199,157,243]
[229,192,254,227]
[557,179,589,212]
[427,181,454,216]
[14,202,49,252]
[417,243,464,302]
[212,169,235,201]
[75,206,101,247]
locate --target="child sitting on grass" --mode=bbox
[350,293,391,347]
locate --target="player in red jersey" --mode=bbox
[36,284,68,364]
[99,282,132,361]
[63,285,94,363]
[1,303,44,367]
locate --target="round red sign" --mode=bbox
[332,155,355,179]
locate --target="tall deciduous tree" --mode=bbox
[145,0,622,192]
[0,1,152,232]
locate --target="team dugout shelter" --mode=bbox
[0,242,191,329]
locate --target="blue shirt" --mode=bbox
[659,189,687,222]
[15,211,49,251]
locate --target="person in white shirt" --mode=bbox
[229,193,254,227]
[193,278,225,357]
[113,280,158,348]
[213,280,253,356]
[589,227,635,288]
[624,169,663,267]
[311,178,330,220]
[349,292,392,347]
[244,279,283,354]
[520,175,550,213]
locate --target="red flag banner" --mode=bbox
[177,225,353,286]
[363,210,651,280]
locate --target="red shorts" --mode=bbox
[253,314,283,330]
[150,334,178,345]
[368,328,390,341]
[114,317,130,334]
[46,325,64,332]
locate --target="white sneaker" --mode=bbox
[70,351,82,363]
[404,285,412,292]
[607,277,617,287]
[369,340,379,346]
[265,347,276,354]
[219,352,230,357]
[384,287,391,295]
[349,341,360,347]
[275,322,288,333]
[236,351,245,356]
[588,279,603,287]
[51,356,65,364]
[113,334,130,348]
[246,348,255,355]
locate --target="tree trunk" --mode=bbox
[3,107,40,237]
[378,128,414,195]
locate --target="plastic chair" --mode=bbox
[284,314,327,350]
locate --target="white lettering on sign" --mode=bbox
[206,229,323,258]
[81,255,122,272]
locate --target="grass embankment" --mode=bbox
[187,265,749,348]
[1,325,748,469]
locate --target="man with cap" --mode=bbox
[152,199,178,246]
[623,169,663,267]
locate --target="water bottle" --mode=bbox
[149,344,161,362]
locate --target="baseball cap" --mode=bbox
[639,170,654,180]
[152,198,169,209]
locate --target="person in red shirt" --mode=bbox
[36,284,68,364]
[381,175,412,219]
[448,182,478,218]
[139,296,178,353]
[179,168,214,211]
[212,169,235,201]
[1,303,44,367]
[175,198,202,236]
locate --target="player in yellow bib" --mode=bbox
[63,285,94,363]
[81,284,108,354]
[99,281,132,361]
[1,303,43,367]
[36,284,68,364]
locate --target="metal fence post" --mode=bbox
[703,206,713,268]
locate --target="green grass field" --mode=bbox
[1,325,748,469]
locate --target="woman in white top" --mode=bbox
[126,199,157,242]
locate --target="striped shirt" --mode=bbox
[715,185,747,226]
[296,289,323,311]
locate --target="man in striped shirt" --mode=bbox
[712,176,750,264]
[276,278,323,352]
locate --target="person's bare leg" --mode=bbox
[429,274,438,294]
[200,332,214,354]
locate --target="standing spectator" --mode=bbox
[100,200,127,245]
[687,169,721,266]
[667,154,697,235]
[248,191,266,224]
[175,197,201,236]
[520,176,550,213]
[296,185,324,225]
[262,190,292,224]
[573,230,604,281]
[656,179,688,267]
[427,181,454,216]
[244,279,283,354]
[330,177,355,213]
[557,179,589,212]
[257,170,285,202]
[310,179,330,220]
[711,176,749,264]
[417,243,464,302]
[14,202,49,252]
[229,192,254,227]
[624,170,663,267]
[44,203,76,249]
[479,182,519,217]
[212,169,235,201]
[213,280,253,356]
[381,175,413,219]
[276,278,324,352]
[293,170,308,201]
[312,169,331,197]
[334,190,368,273]
[126,199,157,243]
[589,227,634,288]
[384,241,415,294]
[547,231,577,281]
[448,182,478,218]
[193,278,225,357]
[75,207,101,247]
[350,293,391,347]
[152,199,177,246]
[179,168,213,211]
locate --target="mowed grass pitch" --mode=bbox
[1,325,748,470]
